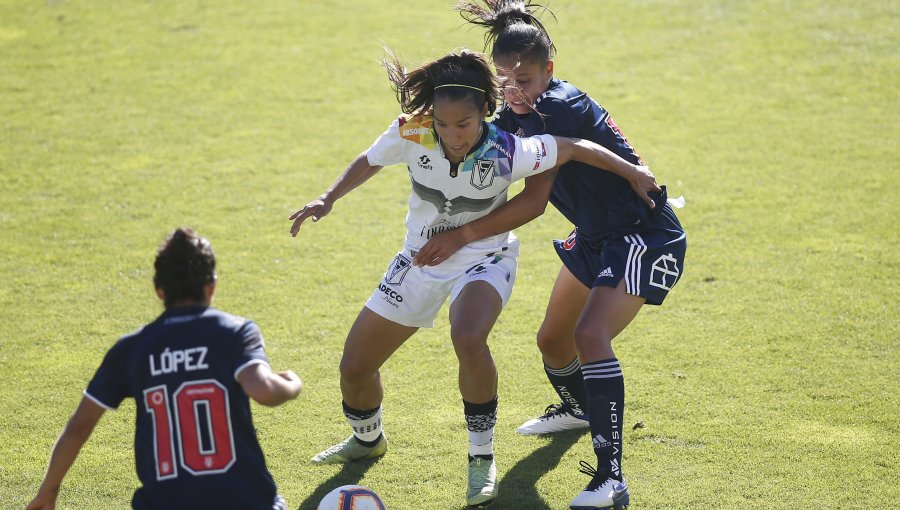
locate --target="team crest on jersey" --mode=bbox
[649,253,680,290]
[385,254,412,286]
[471,159,495,190]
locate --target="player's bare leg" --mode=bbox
[449,280,502,507]
[518,265,592,435]
[312,307,417,464]
[450,280,501,403]
[570,279,643,510]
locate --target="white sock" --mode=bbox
[468,428,494,457]
[343,403,382,443]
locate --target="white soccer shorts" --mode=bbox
[364,244,519,328]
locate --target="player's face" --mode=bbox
[433,96,486,163]
[494,55,554,115]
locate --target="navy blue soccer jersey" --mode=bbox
[84,306,284,510]
[494,78,669,243]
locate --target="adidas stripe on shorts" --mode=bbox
[553,204,686,305]
[365,241,519,328]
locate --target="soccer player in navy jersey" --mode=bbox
[27,228,302,510]
[288,49,658,507]
[411,2,688,509]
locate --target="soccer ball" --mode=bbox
[317,485,387,510]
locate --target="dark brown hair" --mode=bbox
[457,0,556,64]
[153,227,216,308]
[383,48,502,117]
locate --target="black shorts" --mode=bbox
[553,205,686,305]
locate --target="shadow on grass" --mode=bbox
[296,457,383,510]
[486,430,585,509]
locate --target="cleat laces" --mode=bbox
[539,403,571,420]
[578,460,606,491]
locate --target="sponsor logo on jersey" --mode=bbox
[403,127,431,137]
[649,253,680,290]
[484,138,512,160]
[417,155,432,170]
[471,159,495,189]
[598,267,614,278]
[385,254,412,285]
[398,114,437,149]
[420,219,458,240]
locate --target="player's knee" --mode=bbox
[536,325,569,355]
[451,329,490,360]
[573,324,613,354]
[339,355,375,383]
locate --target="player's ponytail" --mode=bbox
[384,48,501,116]
[153,227,217,308]
[456,0,556,64]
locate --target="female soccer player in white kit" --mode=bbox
[288,49,659,508]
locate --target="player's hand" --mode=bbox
[629,165,661,209]
[26,491,57,510]
[413,228,469,266]
[289,197,333,237]
[276,370,303,398]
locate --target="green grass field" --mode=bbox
[1,1,897,508]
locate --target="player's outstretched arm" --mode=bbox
[289,152,384,237]
[27,398,106,510]
[238,362,303,407]
[553,136,661,208]
[413,170,557,266]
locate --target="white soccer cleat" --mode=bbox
[310,434,387,465]
[466,455,497,507]
[569,461,629,510]
[516,403,590,435]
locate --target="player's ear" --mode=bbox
[545,60,554,78]
[205,280,216,303]
[155,287,165,301]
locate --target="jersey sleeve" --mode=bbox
[232,320,271,381]
[365,117,405,167]
[84,339,131,410]
[509,133,559,181]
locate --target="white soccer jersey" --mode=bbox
[366,114,559,253]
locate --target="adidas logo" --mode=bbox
[598,267,614,278]
[592,433,611,449]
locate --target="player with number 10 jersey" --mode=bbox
[86,307,284,509]
[27,228,301,510]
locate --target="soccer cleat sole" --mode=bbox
[569,491,630,510]
[467,495,496,507]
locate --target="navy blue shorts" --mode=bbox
[553,204,686,305]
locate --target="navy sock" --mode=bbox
[545,357,588,419]
[581,358,625,481]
